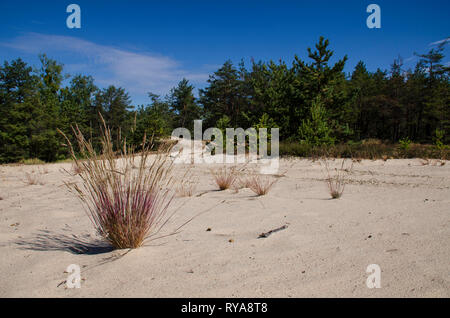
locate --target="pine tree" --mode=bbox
[30,54,65,162]
[298,97,335,145]
[168,78,201,131]
[0,59,39,162]
[94,86,133,149]
[199,60,248,128]
[293,36,349,140]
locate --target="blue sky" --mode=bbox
[0,0,449,105]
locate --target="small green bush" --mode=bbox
[398,138,412,151]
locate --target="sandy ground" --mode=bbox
[0,157,449,297]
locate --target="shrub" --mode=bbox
[58,119,178,249]
[434,129,446,150]
[398,138,412,151]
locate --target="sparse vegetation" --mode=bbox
[246,174,277,196]
[24,172,44,185]
[399,137,412,152]
[321,159,353,199]
[175,171,197,197]
[59,118,179,249]
[211,166,237,190]
[235,176,251,190]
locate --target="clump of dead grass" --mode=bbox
[175,171,197,197]
[210,165,238,190]
[24,171,45,185]
[246,174,277,196]
[321,159,353,199]
[58,117,180,249]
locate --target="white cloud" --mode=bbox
[1,32,209,101]
[429,37,450,46]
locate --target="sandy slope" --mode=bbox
[0,158,449,297]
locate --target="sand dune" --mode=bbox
[0,158,449,297]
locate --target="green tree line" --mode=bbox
[0,37,449,163]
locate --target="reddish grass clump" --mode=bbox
[211,166,237,190]
[246,174,277,196]
[59,118,177,249]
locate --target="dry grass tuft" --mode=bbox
[24,172,44,185]
[176,181,196,197]
[211,166,238,190]
[175,171,197,197]
[246,174,277,196]
[235,176,251,190]
[321,159,353,199]
[58,117,180,250]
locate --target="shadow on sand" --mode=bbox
[14,230,114,255]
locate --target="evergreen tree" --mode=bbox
[298,97,335,145]
[168,78,201,131]
[292,37,349,140]
[94,85,133,149]
[0,59,39,162]
[129,93,173,148]
[30,54,65,161]
[199,60,248,128]
[60,75,98,145]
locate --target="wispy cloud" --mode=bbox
[1,33,209,103]
[429,37,450,46]
[404,56,416,63]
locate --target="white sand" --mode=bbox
[0,158,449,297]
